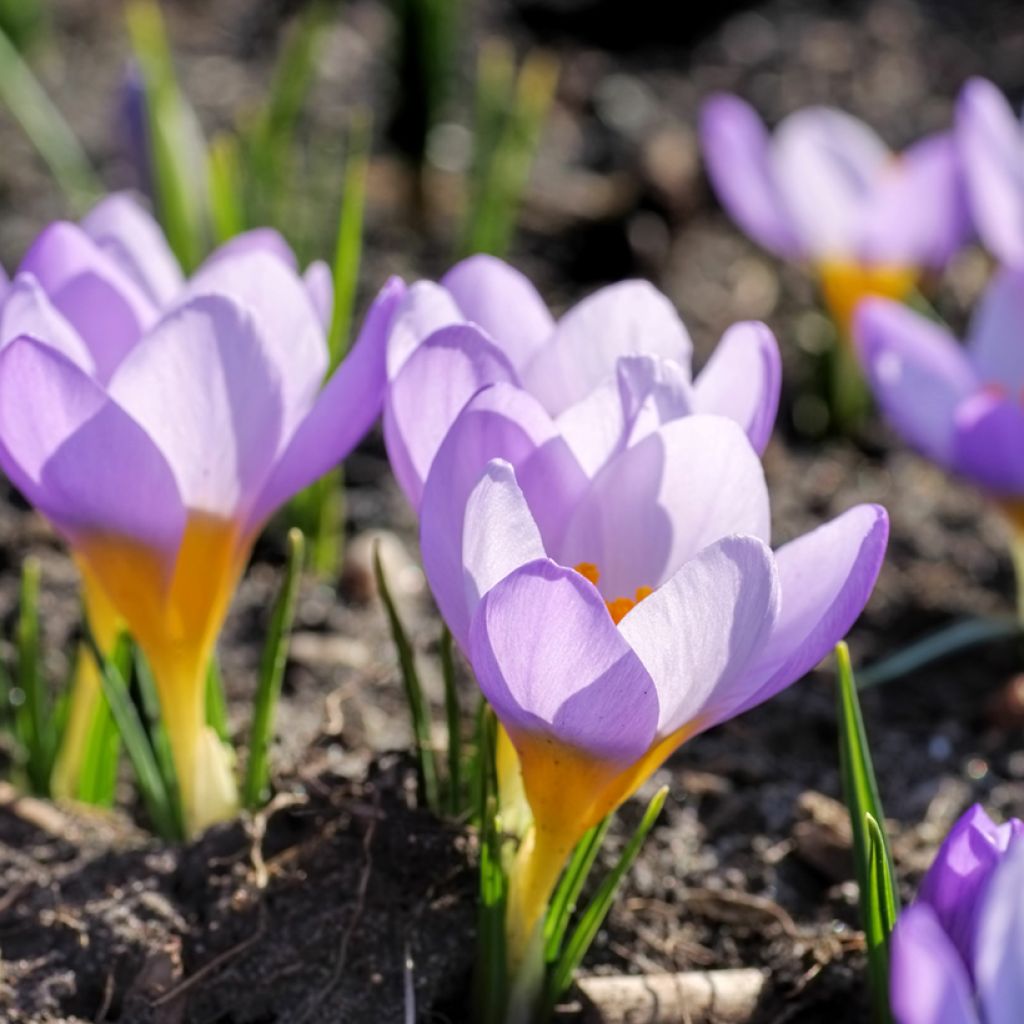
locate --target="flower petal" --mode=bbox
[855,298,976,465]
[303,259,333,329]
[184,248,327,435]
[247,276,404,530]
[771,106,890,259]
[203,227,299,271]
[0,336,184,558]
[420,383,588,649]
[890,904,980,1024]
[951,390,1024,495]
[699,94,802,257]
[18,221,158,381]
[559,415,771,600]
[462,459,547,619]
[469,558,658,762]
[383,324,519,510]
[957,77,1024,268]
[386,279,462,378]
[519,280,693,417]
[731,504,889,719]
[618,535,779,736]
[79,192,184,306]
[966,267,1024,393]
[692,321,780,453]
[108,295,285,518]
[976,842,1024,1024]
[0,273,95,373]
[440,254,555,371]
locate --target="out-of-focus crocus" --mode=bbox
[891,805,1024,1024]
[957,78,1024,269]
[700,94,969,332]
[381,254,781,511]
[418,382,888,1016]
[0,194,401,834]
[855,270,1024,614]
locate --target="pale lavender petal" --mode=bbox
[891,904,980,1024]
[80,192,184,306]
[692,321,780,453]
[440,254,554,371]
[203,227,298,271]
[519,280,693,416]
[184,249,327,434]
[976,841,1024,1024]
[461,460,547,619]
[966,267,1024,392]
[18,221,158,381]
[0,274,95,373]
[419,383,588,649]
[469,558,658,761]
[555,355,694,478]
[957,77,1024,268]
[951,390,1024,495]
[918,805,1024,970]
[247,276,405,530]
[730,504,888,719]
[304,259,333,329]
[108,295,285,518]
[618,535,779,736]
[699,94,802,257]
[855,299,976,465]
[0,337,184,562]
[860,133,971,266]
[386,279,462,377]
[383,323,518,511]
[559,415,770,600]
[772,106,890,259]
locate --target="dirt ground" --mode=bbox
[3,0,1024,1021]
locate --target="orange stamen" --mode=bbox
[574,563,655,624]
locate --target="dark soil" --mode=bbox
[3,0,1024,1021]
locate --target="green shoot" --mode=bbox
[440,624,462,814]
[207,133,246,243]
[242,528,304,810]
[205,655,230,742]
[14,557,53,795]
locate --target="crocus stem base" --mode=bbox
[997,502,1024,626]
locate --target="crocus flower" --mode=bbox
[854,270,1024,612]
[700,94,969,331]
[382,254,781,510]
[418,380,888,1009]
[957,78,1024,268]
[0,195,402,833]
[890,805,1024,1024]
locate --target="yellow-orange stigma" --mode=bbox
[574,562,653,624]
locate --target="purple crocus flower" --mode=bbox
[382,254,781,510]
[418,380,888,981]
[855,271,1024,547]
[0,194,402,833]
[957,78,1024,268]
[891,805,1024,1024]
[700,94,970,330]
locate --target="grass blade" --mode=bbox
[242,528,304,810]
[374,542,440,813]
[207,132,246,243]
[205,655,230,742]
[866,813,899,941]
[440,624,462,815]
[835,641,897,1024]
[88,631,181,840]
[543,817,611,964]
[132,644,181,815]
[126,0,207,271]
[857,617,1019,689]
[14,557,53,795]
[0,24,100,211]
[328,110,371,367]
[543,786,668,1010]
[74,645,124,806]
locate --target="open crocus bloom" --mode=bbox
[0,196,404,834]
[418,382,888,986]
[891,805,1024,1024]
[382,253,781,510]
[700,95,969,330]
[957,78,1024,268]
